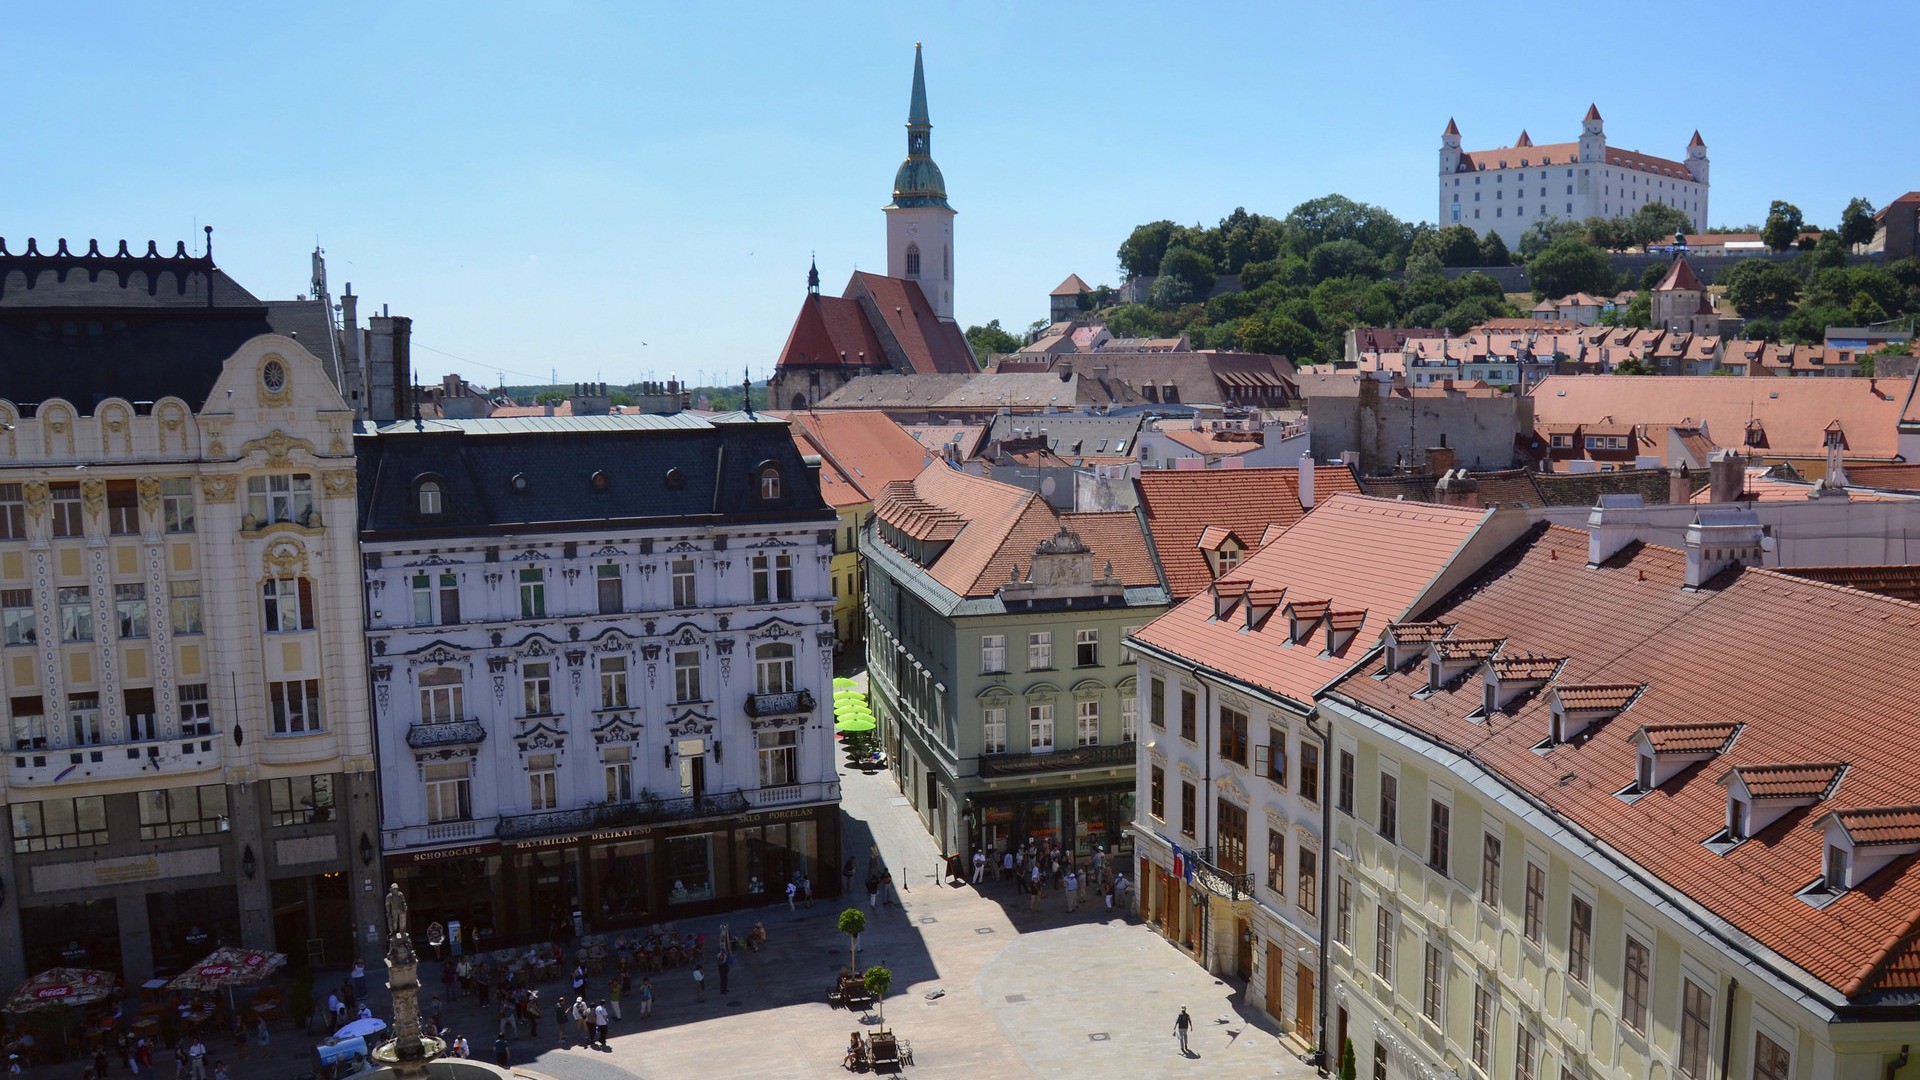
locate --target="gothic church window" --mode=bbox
[905,243,921,278]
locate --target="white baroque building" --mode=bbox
[0,237,380,982]
[355,413,843,950]
[1440,105,1708,246]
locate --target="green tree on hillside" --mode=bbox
[1762,201,1805,252]
[1721,261,1802,319]
[1628,202,1693,248]
[1527,238,1617,299]
[964,320,1022,363]
[1118,220,1180,278]
[1478,231,1511,267]
[1150,245,1216,306]
[1839,197,1878,249]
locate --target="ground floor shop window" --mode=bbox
[395,855,502,956]
[271,872,352,970]
[148,884,241,973]
[22,898,122,974]
[591,839,652,927]
[666,834,715,904]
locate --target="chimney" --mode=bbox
[1684,508,1768,588]
[340,285,361,365]
[1668,466,1692,505]
[1435,469,1480,507]
[1586,493,1647,567]
[1427,445,1456,476]
[1297,451,1315,509]
[1707,449,1746,504]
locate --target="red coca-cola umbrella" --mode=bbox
[166,947,286,993]
[6,968,116,1013]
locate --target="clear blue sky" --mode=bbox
[10,1,1916,387]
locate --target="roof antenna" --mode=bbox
[743,365,755,418]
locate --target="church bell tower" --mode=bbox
[884,43,957,322]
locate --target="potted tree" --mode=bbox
[837,907,866,972]
[862,965,892,1021]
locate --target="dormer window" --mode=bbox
[1243,587,1282,630]
[1711,763,1845,851]
[758,465,783,501]
[1804,806,1920,903]
[1619,722,1738,799]
[1325,610,1366,655]
[1635,750,1654,794]
[1545,683,1641,747]
[1825,844,1850,892]
[1426,637,1500,690]
[1382,621,1452,672]
[1212,580,1250,621]
[1284,600,1329,646]
[1215,547,1241,576]
[414,477,444,517]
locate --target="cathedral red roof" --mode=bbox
[775,294,888,370]
[1654,256,1705,294]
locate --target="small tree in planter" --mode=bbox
[862,965,892,1020]
[1338,1036,1357,1080]
[838,907,867,972]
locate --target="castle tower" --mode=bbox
[1578,103,1606,164]
[1439,117,1462,175]
[1686,130,1710,185]
[884,43,957,322]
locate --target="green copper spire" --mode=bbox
[889,42,949,210]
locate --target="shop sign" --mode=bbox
[394,843,502,864]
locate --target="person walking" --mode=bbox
[865,872,880,909]
[496,998,517,1039]
[572,995,591,1042]
[186,1039,206,1080]
[554,995,569,1047]
[785,879,798,911]
[972,849,986,884]
[1174,1007,1193,1054]
[571,964,587,999]
[881,870,895,907]
[692,965,706,1002]
[592,1001,609,1048]
[492,1034,510,1069]
[350,960,367,1002]
[801,875,813,907]
[1001,849,1014,883]
[1064,869,1079,912]
[524,990,540,1039]
[638,977,654,1019]
[717,949,732,994]
[842,856,856,893]
[608,977,622,1021]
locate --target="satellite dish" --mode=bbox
[1040,477,1057,497]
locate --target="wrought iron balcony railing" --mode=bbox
[405,719,488,749]
[495,789,751,841]
[744,688,816,718]
[1190,845,1257,901]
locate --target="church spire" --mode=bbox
[909,41,930,128]
[807,254,820,296]
[888,42,949,210]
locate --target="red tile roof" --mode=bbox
[1434,637,1502,662]
[1491,654,1564,681]
[1829,807,1920,847]
[1653,256,1705,293]
[1387,621,1454,645]
[1638,722,1740,755]
[1135,466,1361,598]
[849,272,978,375]
[1051,274,1091,296]
[1530,376,1904,463]
[1458,141,1691,178]
[780,410,930,509]
[1324,526,1920,999]
[1553,683,1642,712]
[873,462,1156,597]
[1724,763,1846,801]
[1779,564,1920,602]
[775,294,889,369]
[1132,494,1491,708]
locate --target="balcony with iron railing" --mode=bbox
[743,779,839,808]
[405,719,488,749]
[977,740,1136,779]
[744,688,816,718]
[496,788,752,841]
[1189,845,1257,902]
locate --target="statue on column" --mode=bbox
[373,882,436,1071]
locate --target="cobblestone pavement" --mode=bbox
[64,716,1317,1080]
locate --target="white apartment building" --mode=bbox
[355,413,843,951]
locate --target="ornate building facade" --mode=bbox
[0,238,379,982]
[355,412,841,950]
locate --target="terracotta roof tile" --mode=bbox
[1050,274,1091,296]
[1135,467,1359,599]
[1639,722,1740,755]
[1196,525,1241,552]
[1552,683,1641,711]
[1433,637,1502,661]
[779,411,930,507]
[1328,609,1368,632]
[1132,495,1489,706]
[1530,376,1904,463]
[775,293,889,370]
[848,272,978,375]
[1832,807,1920,847]
[1323,526,1920,999]
[1491,654,1564,681]
[1724,763,1847,801]
[1286,598,1331,621]
[1780,565,1920,602]
[1386,621,1454,645]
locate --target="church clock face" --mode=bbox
[907,223,920,235]
[911,134,927,154]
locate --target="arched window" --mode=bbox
[416,479,443,516]
[758,465,782,501]
[905,243,921,278]
[418,667,464,723]
[754,642,795,696]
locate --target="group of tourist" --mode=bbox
[977,840,1130,913]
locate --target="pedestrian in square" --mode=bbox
[881,870,895,907]
[972,849,986,884]
[1174,1007,1192,1054]
[639,977,654,1018]
[525,990,539,1039]
[801,875,813,907]
[554,996,569,1047]
[718,949,732,994]
[692,965,706,1002]
[785,879,797,911]
[350,960,367,1002]
[592,1001,609,1048]
[1064,869,1079,912]
[1001,849,1014,882]
[493,1034,510,1069]
[865,872,880,909]
[572,995,591,1041]
[186,1038,205,1080]
[842,856,856,892]
[608,977,622,1021]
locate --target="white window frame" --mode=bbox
[980,634,1007,674]
[521,661,552,716]
[528,755,558,811]
[1028,631,1053,670]
[599,656,629,709]
[671,558,697,607]
[418,668,464,723]
[1076,698,1099,746]
[1028,702,1054,753]
[424,762,472,823]
[673,650,702,703]
[982,706,1007,754]
[1075,628,1099,667]
[754,642,795,696]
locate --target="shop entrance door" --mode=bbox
[678,738,706,800]
[1234,917,1253,978]
[1265,942,1286,1023]
[1295,965,1315,1043]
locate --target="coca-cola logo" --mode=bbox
[34,986,71,999]
[197,966,231,978]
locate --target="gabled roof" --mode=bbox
[1131,495,1492,708]
[1825,807,1920,847]
[1051,274,1091,296]
[1724,763,1847,801]
[848,272,976,375]
[1324,525,1920,1001]
[1653,256,1706,293]
[1585,103,1602,121]
[1134,466,1360,598]
[1637,722,1739,755]
[780,410,929,509]
[873,461,1156,598]
[775,293,889,370]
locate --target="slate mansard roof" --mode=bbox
[355,414,835,539]
[0,235,332,411]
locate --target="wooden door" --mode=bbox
[1264,943,1286,1023]
[1295,964,1315,1043]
